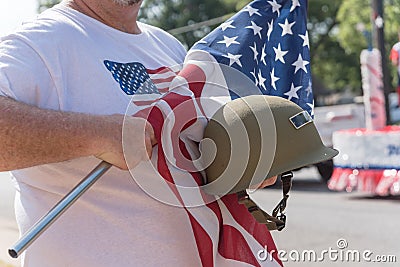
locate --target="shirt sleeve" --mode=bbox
[0,36,59,108]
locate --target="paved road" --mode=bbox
[251,168,400,266]
[1,168,399,266]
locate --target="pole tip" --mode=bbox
[8,248,18,258]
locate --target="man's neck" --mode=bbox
[63,0,142,34]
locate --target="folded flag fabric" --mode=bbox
[129,0,312,266]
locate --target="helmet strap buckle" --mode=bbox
[237,171,293,231]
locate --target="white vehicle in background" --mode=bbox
[314,103,366,148]
[312,103,365,181]
[388,92,400,123]
[311,92,400,182]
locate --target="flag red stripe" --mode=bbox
[133,100,157,106]
[187,211,215,267]
[218,225,261,267]
[157,87,170,93]
[177,64,206,99]
[220,195,282,265]
[178,64,208,119]
[151,76,176,85]
[147,66,178,75]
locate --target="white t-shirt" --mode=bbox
[0,5,204,267]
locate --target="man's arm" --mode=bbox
[0,96,155,171]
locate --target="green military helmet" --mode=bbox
[200,95,338,195]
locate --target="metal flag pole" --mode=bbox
[8,161,112,258]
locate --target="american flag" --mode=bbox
[106,0,312,266]
[192,0,313,116]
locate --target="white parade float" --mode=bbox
[328,49,400,195]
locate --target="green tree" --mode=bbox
[38,0,60,12]
[308,0,362,93]
[308,0,400,94]
[138,0,249,48]
[337,0,400,55]
[337,0,400,90]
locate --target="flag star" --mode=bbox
[250,69,258,86]
[284,83,302,100]
[267,20,274,41]
[290,0,301,12]
[217,35,240,47]
[279,19,296,36]
[268,0,281,16]
[299,31,310,48]
[273,43,288,63]
[292,54,309,73]
[243,5,261,17]
[249,42,259,63]
[221,20,235,31]
[260,44,267,65]
[223,53,243,67]
[307,101,315,117]
[258,70,267,91]
[270,68,280,90]
[246,21,263,39]
[306,79,313,97]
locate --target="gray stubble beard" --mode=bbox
[112,0,142,6]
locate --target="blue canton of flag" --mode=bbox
[192,0,314,116]
[104,60,161,95]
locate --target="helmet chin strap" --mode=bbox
[237,171,293,231]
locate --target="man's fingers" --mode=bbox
[150,135,157,146]
[257,175,278,189]
[143,121,156,160]
[146,122,157,146]
[144,134,153,159]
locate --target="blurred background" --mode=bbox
[1,0,400,266]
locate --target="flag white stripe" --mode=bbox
[150,71,177,80]
[154,81,174,89]
[217,200,282,267]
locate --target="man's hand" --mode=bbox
[257,176,278,189]
[95,115,157,170]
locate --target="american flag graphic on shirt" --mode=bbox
[104,60,161,95]
[104,60,180,96]
[103,0,312,266]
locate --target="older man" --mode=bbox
[0,0,202,266]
